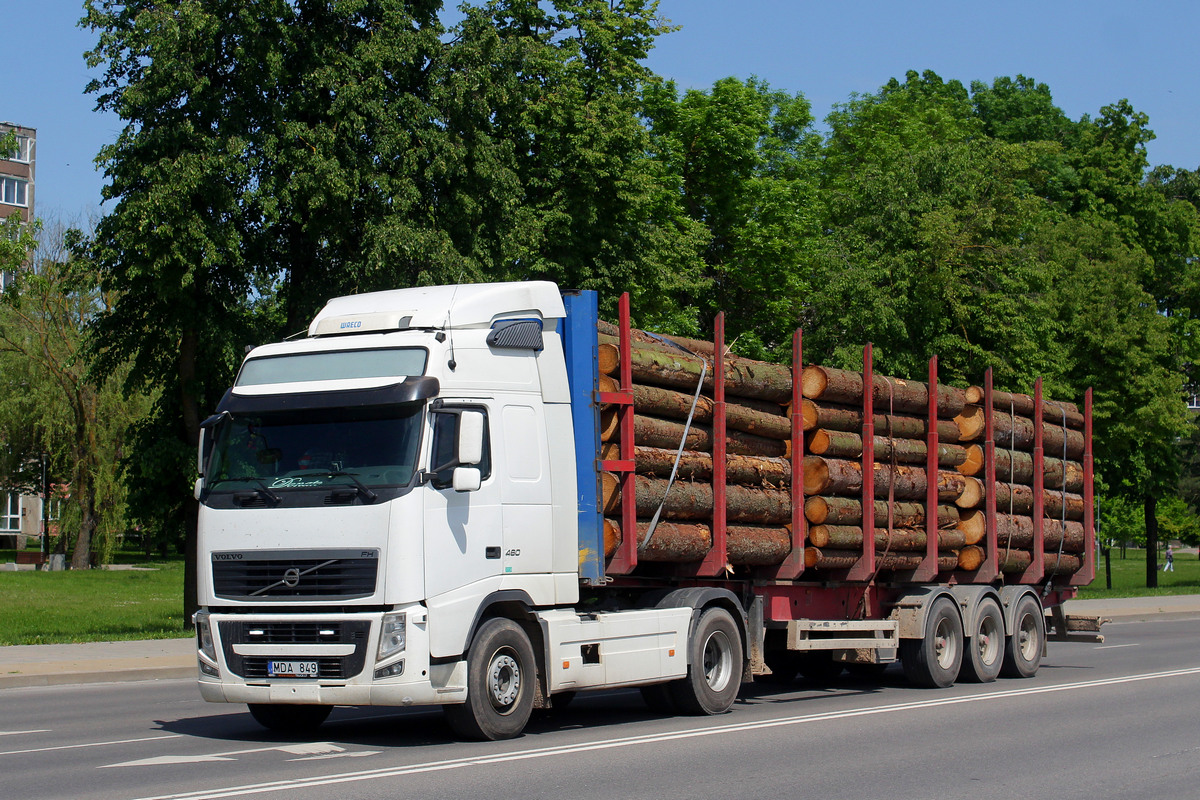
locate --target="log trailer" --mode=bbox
[192,281,1097,740]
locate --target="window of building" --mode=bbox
[3,135,32,163]
[1,177,28,207]
[0,493,19,533]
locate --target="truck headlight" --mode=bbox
[193,611,217,661]
[378,612,406,661]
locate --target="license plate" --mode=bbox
[267,660,319,678]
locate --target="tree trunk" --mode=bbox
[807,524,965,551]
[956,445,1084,491]
[803,495,959,528]
[608,445,792,487]
[801,456,968,502]
[804,547,958,571]
[968,481,1086,520]
[603,518,792,565]
[600,410,787,457]
[600,377,790,439]
[598,340,793,402]
[997,549,1083,575]
[602,473,792,524]
[180,326,201,628]
[1145,493,1159,588]
[993,514,1087,552]
[806,428,968,467]
[965,386,1083,428]
[953,406,1086,458]
[801,365,966,417]
[800,399,961,441]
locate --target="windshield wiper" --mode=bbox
[208,476,282,505]
[325,471,379,503]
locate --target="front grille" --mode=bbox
[218,619,372,681]
[212,550,378,600]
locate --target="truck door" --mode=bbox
[423,403,503,600]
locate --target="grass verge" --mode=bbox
[1074,549,1200,599]
[0,560,188,645]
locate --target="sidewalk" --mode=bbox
[2,596,1199,690]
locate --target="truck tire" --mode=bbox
[900,596,963,688]
[443,618,536,740]
[959,598,1004,683]
[670,607,743,715]
[247,703,331,733]
[1000,594,1044,678]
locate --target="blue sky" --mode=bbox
[6,1,1199,221]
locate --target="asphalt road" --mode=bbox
[3,614,1199,800]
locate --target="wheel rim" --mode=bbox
[977,611,1001,666]
[934,615,958,669]
[487,649,521,713]
[1016,613,1038,662]
[702,630,734,692]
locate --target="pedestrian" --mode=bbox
[1164,545,1174,572]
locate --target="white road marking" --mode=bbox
[1095,643,1141,650]
[104,742,348,768]
[0,730,51,737]
[0,734,182,757]
[122,666,1200,800]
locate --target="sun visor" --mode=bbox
[216,377,440,414]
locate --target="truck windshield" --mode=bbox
[206,402,424,493]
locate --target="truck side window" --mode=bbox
[430,408,491,489]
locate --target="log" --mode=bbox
[803,496,960,528]
[599,339,793,403]
[606,378,791,439]
[609,444,793,487]
[965,386,1083,428]
[953,406,1086,458]
[800,399,961,441]
[602,473,792,524]
[602,518,793,565]
[957,510,986,545]
[802,457,968,502]
[957,477,985,509]
[997,549,1083,575]
[806,428,969,468]
[978,482,1086,521]
[957,545,986,571]
[807,524,966,551]
[804,547,959,572]
[955,446,1084,492]
[994,515,1087,553]
[600,410,788,457]
[801,365,966,417]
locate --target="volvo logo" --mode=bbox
[282,568,301,588]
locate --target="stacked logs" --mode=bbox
[597,323,796,565]
[953,387,1087,576]
[799,365,972,572]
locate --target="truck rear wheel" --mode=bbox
[1000,594,1044,678]
[247,703,331,733]
[670,607,743,715]
[443,617,536,740]
[900,597,963,688]
[959,598,1004,683]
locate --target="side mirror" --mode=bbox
[197,429,207,478]
[452,467,482,492]
[457,411,484,465]
[194,477,203,501]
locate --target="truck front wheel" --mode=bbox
[444,617,536,741]
[670,607,743,715]
[247,703,331,733]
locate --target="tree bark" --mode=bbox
[801,456,968,502]
[599,376,790,439]
[997,549,1083,575]
[803,495,959,528]
[800,399,961,441]
[968,481,1086,520]
[602,473,792,524]
[801,365,966,417]
[993,514,1087,552]
[965,385,1083,429]
[953,405,1086,458]
[804,547,958,571]
[608,445,792,487]
[1145,493,1159,588]
[807,524,965,551]
[955,446,1085,491]
[806,428,969,467]
[603,518,792,565]
[600,410,788,457]
[598,339,793,402]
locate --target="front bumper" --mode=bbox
[196,606,467,707]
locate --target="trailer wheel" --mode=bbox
[1001,594,1044,678]
[900,597,963,688]
[443,618,536,740]
[959,598,1004,683]
[247,703,331,733]
[670,607,743,715]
